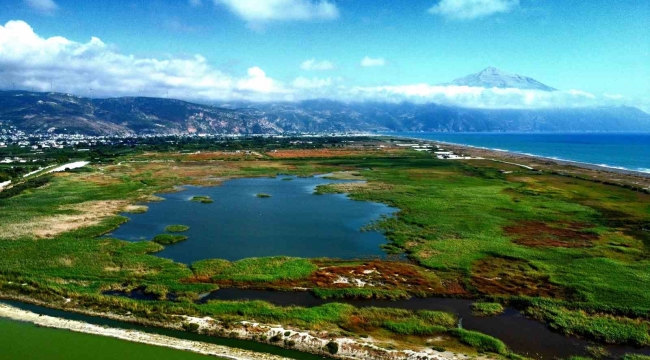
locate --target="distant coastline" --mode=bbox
[381,132,650,177]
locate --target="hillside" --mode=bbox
[1,91,649,135]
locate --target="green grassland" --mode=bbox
[0,147,648,356]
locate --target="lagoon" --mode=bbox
[107,175,396,264]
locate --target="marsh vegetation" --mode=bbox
[0,139,648,359]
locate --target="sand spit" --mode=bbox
[0,303,288,360]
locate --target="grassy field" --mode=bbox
[0,143,648,357]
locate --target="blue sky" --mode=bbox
[0,0,648,109]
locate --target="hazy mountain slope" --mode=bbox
[1,91,649,135]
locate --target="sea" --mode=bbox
[383,132,650,174]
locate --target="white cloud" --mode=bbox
[237,67,287,94]
[603,93,623,100]
[300,58,335,71]
[213,0,339,22]
[428,0,519,20]
[292,76,332,89]
[1,20,644,111]
[24,0,58,14]
[343,84,620,109]
[189,0,202,7]
[0,20,286,101]
[360,56,386,67]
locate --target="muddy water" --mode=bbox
[201,289,650,360]
[106,175,397,264]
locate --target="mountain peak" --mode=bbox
[447,67,557,91]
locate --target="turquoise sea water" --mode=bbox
[384,132,650,173]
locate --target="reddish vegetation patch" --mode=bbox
[267,149,384,159]
[471,257,568,299]
[309,261,437,290]
[505,221,598,248]
[186,260,469,297]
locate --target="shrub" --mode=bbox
[270,334,282,342]
[622,355,650,360]
[182,322,200,333]
[285,340,296,347]
[0,176,51,200]
[326,341,339,354]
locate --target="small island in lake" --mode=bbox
[152,234,188,245]
[190,196,213,203]
[164,225,189,233]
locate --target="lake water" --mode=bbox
[106,175,397,264]
[0,317,218,360]
[384,132,650,173]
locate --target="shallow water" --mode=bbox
[0,316,219,360]
[106,175,397,264]
[0,300,325,360]
[202,289,650,360]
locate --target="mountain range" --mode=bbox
[1,68,648,135]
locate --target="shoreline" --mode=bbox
[381,134,650,178]
[0,302,288,360]
[0,296,481,360]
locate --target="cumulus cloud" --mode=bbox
[428,0,519,20]
[24,0,58,14]
[0,20,643,111]
[0,20,286,101]
[213,0,339,22]
[360,56,386,67]
[300,58,335,71]
[237,67,287,94]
